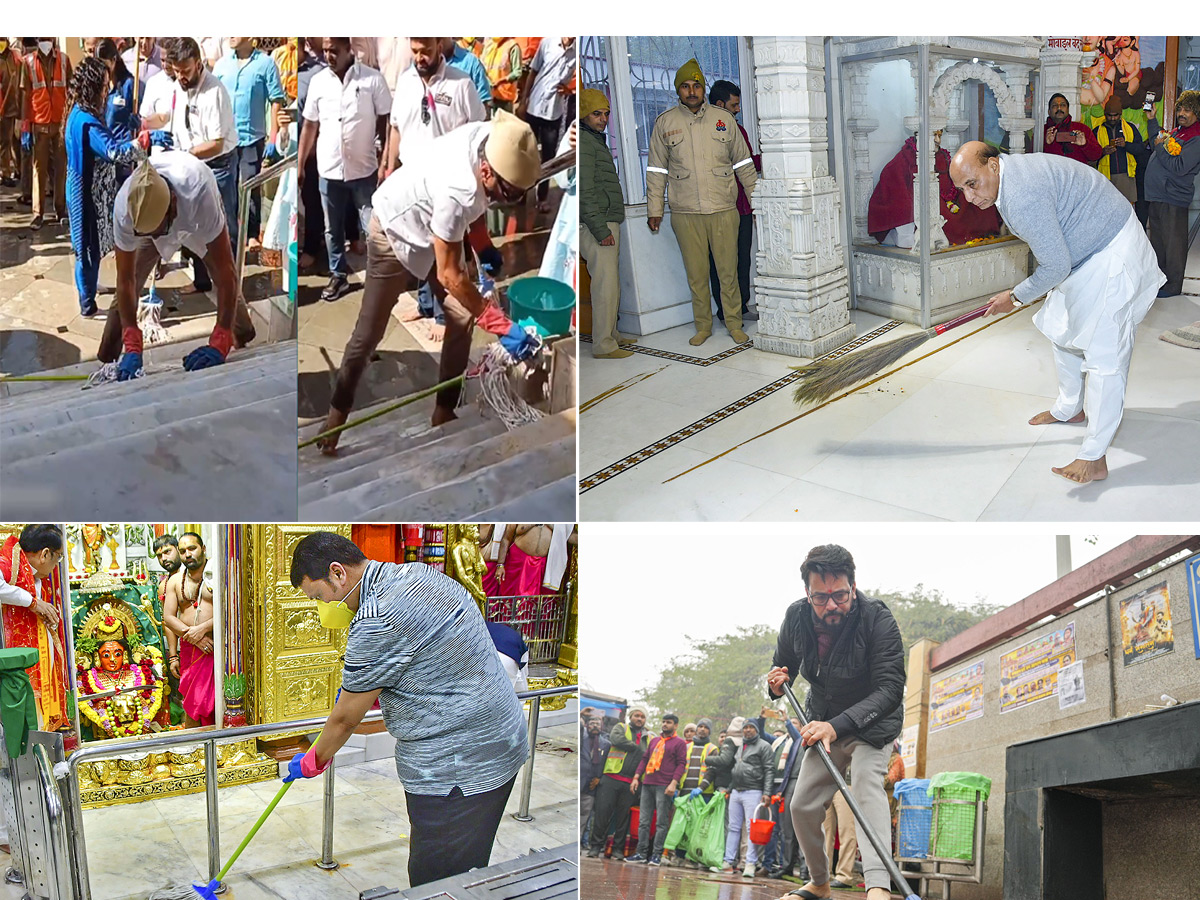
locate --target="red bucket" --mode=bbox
[750,801,777,845]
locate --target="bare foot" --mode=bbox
[399,307,425,323]
[866,889,893,900]
[432,404,457,427]
[316,408,348,455]
[178,283,206,295]
[424,321,446,343]
[1052,456,1108,484]
[789,883,830,899]
[1029,410,1085,426]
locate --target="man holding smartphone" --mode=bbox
[1043,93,1102,165]
[1093,95,1147,204]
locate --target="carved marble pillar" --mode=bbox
[751,36,855,358]
[1040,42,1085,119]
[999,63,1036,153]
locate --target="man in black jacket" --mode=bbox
[766,544,905,900]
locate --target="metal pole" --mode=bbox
[512,696,541,822]
[59,752,91,900]
[317,755,338,870]
[204,741,223,894]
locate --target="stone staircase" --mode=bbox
[297,399,577,521]
[0,341,298,519]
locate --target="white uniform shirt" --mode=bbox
[139,70,176,119]
[302,62,392,182]
[170,69,238,158]
[390,60,485,166]
[371,121,490,278]
[114,151,227,260]
[525,38,576,121]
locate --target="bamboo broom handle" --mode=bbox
[932,302,993,336]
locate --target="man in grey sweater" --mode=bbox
[950,141,1165,484]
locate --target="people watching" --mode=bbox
[628,713,687,865]
[580,714,611,848]
[1042,93,1102,164]
[1093,94,1148,205]
[707,79,759,323]
[586,706,649,860]
[1144,90,1200,298]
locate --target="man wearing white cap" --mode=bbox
[316,110,542,453]
[100,153,254,379]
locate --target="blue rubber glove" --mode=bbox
[183,345,226,371]
[478,245,504,277]
[116,351,143,382]
[21,132,32,153]
[263,141,278,163]
[690,788,702,799]
[150,130,173,149]
[282,752,309,783]
[477,273,495,297]
[498,322,538,361]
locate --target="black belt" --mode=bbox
[205,149,235,169]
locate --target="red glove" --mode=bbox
[300,746,330,778]
[208,325,234,357]
[122,325,144,355]
[137,130,152,152]
[476,303,514,337]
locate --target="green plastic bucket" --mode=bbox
[930,772,991,861]
[506,277,576,338]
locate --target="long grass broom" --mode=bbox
[791,303,994,406]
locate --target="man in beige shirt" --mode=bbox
[646,58,757,346]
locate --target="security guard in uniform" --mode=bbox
[646,59,757,346]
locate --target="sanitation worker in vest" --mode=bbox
[949,141,1165,484]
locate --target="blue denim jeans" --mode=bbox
[319,174,376,276]
[235,138,266,242]
[205,150,239,258]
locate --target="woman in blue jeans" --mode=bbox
[64,58,170,316]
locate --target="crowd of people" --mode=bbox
[581,545,912,900]
[292,37,576,449]
[0,36,296,380]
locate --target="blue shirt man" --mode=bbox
[212,42,287,146]
[447,40,492,107]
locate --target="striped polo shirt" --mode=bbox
[341,560,529,796]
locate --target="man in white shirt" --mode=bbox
[99,155,255,380]
[386,37,486,334]
[299,38,392,302]
[517,37,575,211]
[316,113,542,453]
[122,37,162,103]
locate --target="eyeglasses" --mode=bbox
[808,590,852,608]
[495,174,526,202]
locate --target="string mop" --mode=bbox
[138,284,170,345]
[467,335,546,431]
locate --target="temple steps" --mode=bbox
[298,400,576,520]
[0,341,297,519]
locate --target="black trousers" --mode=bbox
[589,775,636,857]
[300,143,325,259]
[1148,200,1189,295]
[405,774,517,888]
[710,212,753,318]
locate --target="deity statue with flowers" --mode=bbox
[75,601,169,740]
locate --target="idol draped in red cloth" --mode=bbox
[178,640,216,726]
[0,534,70,731]
[868,136,1003,246]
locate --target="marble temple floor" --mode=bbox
[581,856,895,900]
[0,723,578,900]
[579,244,1200,522]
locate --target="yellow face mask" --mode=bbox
[314,571,363,629]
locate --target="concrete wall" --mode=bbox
[1102,796,1200,900]
[920,555,1199,900]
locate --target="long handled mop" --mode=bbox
[791,303,998,406]
[780,682,920,900]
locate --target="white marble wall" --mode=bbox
[616,209,698,336]
[751,36,855,358]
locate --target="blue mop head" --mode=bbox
[191,879,220,900]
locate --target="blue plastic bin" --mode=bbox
[894,777,933,858]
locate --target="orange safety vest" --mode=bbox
[483,39,518,104]
[27,51,66,125]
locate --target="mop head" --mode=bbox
[138,291,170,346]
[191,879,220,900]
[791,329,931,406]
[146,879,209,900]
[85,360,145,387]
[468,336,546,430]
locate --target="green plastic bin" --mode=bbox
[506,277,576,338]
[930,771,991,861]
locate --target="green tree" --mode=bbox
[867,584,1002,656]
[638,625,805,728]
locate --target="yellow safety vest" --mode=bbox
[685,742,717,792]
[603,724,638,775]
[1096,119,1137,179]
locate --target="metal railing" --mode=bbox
[33,744,72,900]
[235,151,297,287]
[486,594,570,664]
[55,684,576,898]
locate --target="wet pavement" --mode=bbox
[1,181,287,376]
[580,857,888,900]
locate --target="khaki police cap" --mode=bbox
[486,110,541,191]
[127,159,170,235]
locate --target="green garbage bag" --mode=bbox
[686,791,727,869]
[662,794,696,854]
[930,772,991,861]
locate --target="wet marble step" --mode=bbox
[299,410,575,519]
[466,474,578,521]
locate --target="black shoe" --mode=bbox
[830,879,856,889]
[0,177,15,187]
[80,302,99,318]
[586,849,601,858]
[766,869,788,879]
[29,215,43,230]
[321,274,351,302]
[1157,287,1179,299]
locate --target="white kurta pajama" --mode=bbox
[995,154,1165,462]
